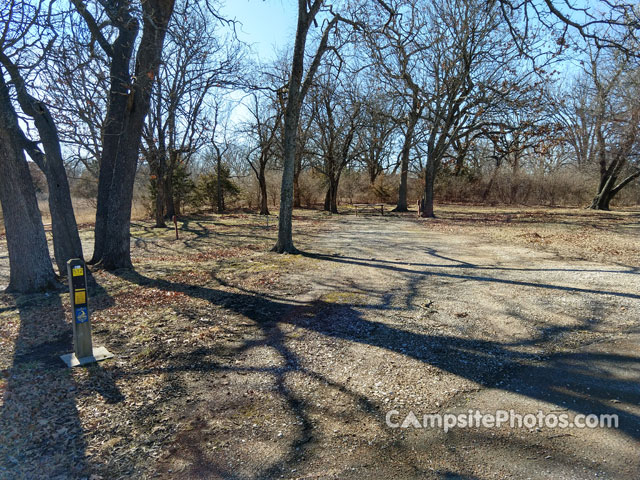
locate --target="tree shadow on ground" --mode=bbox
[0,280,122,478]
[302,252,640,300]
[113,264,640,478]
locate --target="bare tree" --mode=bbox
[308,68,364,213]
[583,50,640,210]
[359,87,399,185]
[143,0,243,226]
[362,1,425,211]
[73,0,176,269]
[0,74,56,292]
[244,88,285,215]
[0,0,83,274]
[496,0,639,56]
[273,0,341,253]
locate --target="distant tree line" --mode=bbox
[0,0,638,291]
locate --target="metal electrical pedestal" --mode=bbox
[60,259,114,367]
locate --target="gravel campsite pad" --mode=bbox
[0,207,639,479]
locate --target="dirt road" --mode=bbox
[155,215,640,479]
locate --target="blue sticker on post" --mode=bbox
[75,307,89,324]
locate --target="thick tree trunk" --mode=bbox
[92,0,175,269]
[369,165,379,186]
[164,171,175,218]
[323,178,339,214]
[588,168,639,211]
[91,18,138,265]
[330,180,339,214]
[293,158,302,209]
[0,57,83,275]
[0,86,56,293]
[421,158,437,218]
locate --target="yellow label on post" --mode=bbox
[75,289,86,305]
[72,266,84,277]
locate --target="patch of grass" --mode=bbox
[321,291,368,305]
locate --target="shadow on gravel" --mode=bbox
[302,252,640,300]
[112,266,640,478]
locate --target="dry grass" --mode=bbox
[0,199,148,236]
[414,204,640,267]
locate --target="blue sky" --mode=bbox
[221,0,297,62]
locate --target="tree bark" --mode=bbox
[395,93,420,212]
[0,79,56,293]
[421,153,437,218]
[91,0,175,269]
[293,155,302,209]
[258,165,269,215]
[0,55,83,274]
[90,8,138,266]
[274,1,335,253]
[164,164,176,218]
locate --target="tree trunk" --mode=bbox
[43,160,84,274]
[293,157,302,209]
[91,17,138,266]
[0,84,56,293]
[330,179,339,214]
[589,172,617,210]
[0,57,83,275]
[91,0,175,269]
[274,2,334,253]
[395,94,420,213]
[258,167,269,215]
[589,129,640,211]
[323,178,339,214]
[274,3,309,253]
[421,157,437,218]
[164,170,175,218]
[395,133,411,212]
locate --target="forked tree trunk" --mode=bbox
[0,83,56,293]
[0,56,83,274]
[589,169,640,210]
[91,0,175,269]
[274,1,335,253]
[589,108,640,211]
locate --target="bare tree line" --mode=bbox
[0,0,638,291]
